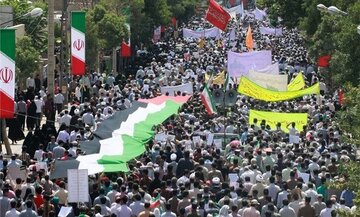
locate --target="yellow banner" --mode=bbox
[249,110,308,133]
[238,76,320,102]
[288,72,305,91]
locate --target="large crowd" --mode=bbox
[0,5,355,217]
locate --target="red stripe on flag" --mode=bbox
[121,42,131,57]
[0,91,14,118]
[200,93,214,115]
[72,56,85,75]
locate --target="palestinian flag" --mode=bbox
[71,11,86,75]
[0,29,15,118]
[201,84,217,115]
[51,96,189,178]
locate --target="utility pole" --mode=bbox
[47,0,55,97]
[60,0,68,103]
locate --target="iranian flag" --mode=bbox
[150,193,161,209]
[0,29,15,118]
[50,96,190,178]
[201,84,217,115]
[71,11,86,75]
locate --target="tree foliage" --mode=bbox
[0,0,48,53]
[16,36,40,80]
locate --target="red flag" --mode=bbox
[205,0,231,31]
[318,55,331,67]
[161,26,165,33]
[121,41,131,57]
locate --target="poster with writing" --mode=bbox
[67,169,89,203]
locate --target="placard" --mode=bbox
[193,136,201,145]
[58,207,72,217]
[67,169,89,203]
[207,134,214,146]
[299,172,310,183]
[213,139,223,149]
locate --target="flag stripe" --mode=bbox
[201,85,217,115]
[71,11,86,33]
[0,29,15,118]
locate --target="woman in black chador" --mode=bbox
[7,114,25,144]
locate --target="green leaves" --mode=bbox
[16,36,40,80]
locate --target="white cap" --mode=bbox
[212,177,220,185]
[170,153,177,161]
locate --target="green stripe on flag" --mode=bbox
[98,100,181,172]
[72,11,86,33]
[0,29,16,60]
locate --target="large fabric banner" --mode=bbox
[71,11,86,75]
[249,62,279,74]
[0,29,15,118]
[183,27,221,39]
[160,83,193,96]
[259,26,283,36]
[249,110,308,133]
[254,8,267,20]
[227,50,272,77]
[248,71,288,91]
[237,76,320,102]
[288,72,305,91]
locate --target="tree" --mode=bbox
[16,36,40,85]
[97,13,128,51]
[0,0,48,53]
[85,11,99,71]
[167,0,200,24]
[144,0,171,26]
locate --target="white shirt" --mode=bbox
[59,114,72,126]
[129,201,144,216]
[26,77,35,88]
[5,208,20,217]
[319,207,333,217]
[34,149,45,161]
[57,130,70,143]
[116,205,132,217]
[82,113,94,126]
[267,183,281,202]
[279,205,296,217]
[54,93,65,104]
[161,211,176,217]
[305,189,318,205]
[7,160,21,181]
[34,99,43,113]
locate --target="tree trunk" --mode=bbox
[1,119,12,155]
[47,0,55,97]
[112,48,117,75]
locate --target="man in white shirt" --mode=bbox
[54,92,65,114]
[34,144,45,161]
[161,203,176,217]
[56,127,70,143]
[59,110,72,126]
[319,200,334,217]
[116,196,132,217]
[279,199,296,217]
[305,183,318,205]
[34,96,43,127]
[5,199,20,217]
[129,194,144,217]
[26,76,35,90]
[7,156,21,181]
[82,109,94,126]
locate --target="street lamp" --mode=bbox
[316,4,347,16]
[0,7,43,26]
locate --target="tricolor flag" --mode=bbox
[153,26,161,43]
[121,23,131,57]
[205,0,231,31]
[150,193,161,209]
[71,11,86,75]
[246,25,253,51]
[0,29,15,118]
[201,84,217,115]
[50,96,190,178]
